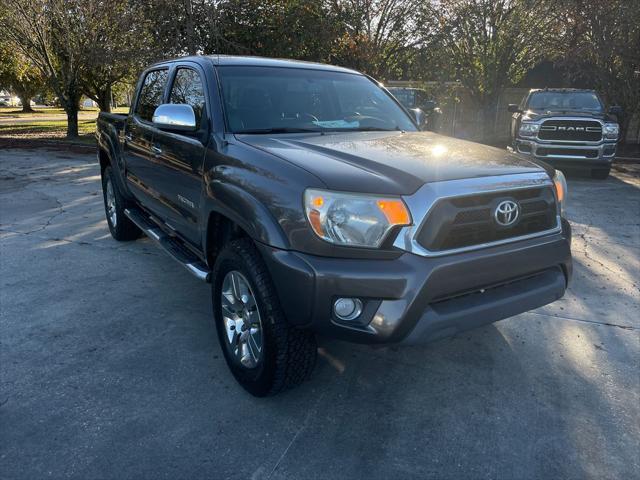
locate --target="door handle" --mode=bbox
[151,146,162,155]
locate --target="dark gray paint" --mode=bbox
[96,55,571,346]
[239,130,543,195]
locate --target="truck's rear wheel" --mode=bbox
[102,166,141,241]
[591,167,610,180]
[212,238,317,396]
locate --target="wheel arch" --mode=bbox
[202,182,290,269]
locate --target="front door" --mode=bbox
[151,65,209,247]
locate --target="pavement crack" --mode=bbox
[14,197,66,235]
[572,225,639,290]
[267,391,326,479]
[529,311,636,330]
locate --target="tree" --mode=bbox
[209,0,338,62]
[1,0,89,137]
[328,0,439,79]
[79,0,153,112]
[143,0,212,58]
[554,0,640,143]
[0,41,47,112]
[438,0,559,136]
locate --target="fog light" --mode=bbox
[517,143,531,154]
[333,298,363,321]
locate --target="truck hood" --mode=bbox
[526,109,614,122]
[236,131,545,195]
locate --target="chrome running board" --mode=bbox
[124,208,211,282]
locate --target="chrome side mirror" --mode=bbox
[152,104,197,131]
[410,108,426,129]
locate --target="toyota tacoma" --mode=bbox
[508,88,622,179]
[97,56,572,396]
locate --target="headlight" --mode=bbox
[604,123,619,140]
[519,123,540,137]
[304,189,411,247]
[553,170,567,216]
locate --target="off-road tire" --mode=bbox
[212,238,317,396]
[102,166,141,241]
[590,167,610,180]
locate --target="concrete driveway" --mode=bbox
[1,149,638,479]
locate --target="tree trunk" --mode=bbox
[18,95,34,113]
[620,113,632,145]
[96,85,112,112]
[65,106,79,138]
[185,0,197,55]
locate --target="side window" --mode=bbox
[135,69,168,122]
[169,68,206,129]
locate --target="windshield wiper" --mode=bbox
[235,127,322,134]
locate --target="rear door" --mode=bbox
[150,64,209,247]
[123,68,169,216]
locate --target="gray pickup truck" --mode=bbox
[97,55,572,396]
[509,88,622,179]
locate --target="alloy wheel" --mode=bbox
[105,179,117,228]
[220,270,263,368]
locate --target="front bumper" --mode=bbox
[515,138,616,168]
[257,219,572,345]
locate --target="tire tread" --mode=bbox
[102,166,141,241]
[216,238,316,396]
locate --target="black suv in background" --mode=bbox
[387,87,442,132]
[509,89,622,179]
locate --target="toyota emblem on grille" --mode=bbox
[494,200,520,227]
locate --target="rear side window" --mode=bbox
[135,69,168,122]
[169,68,206,129]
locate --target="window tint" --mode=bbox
[169,68,206,129]
[135,69,168,122]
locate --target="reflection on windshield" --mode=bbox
[218,66,417,134]
[528,92,603,112]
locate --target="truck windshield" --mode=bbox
[217,66,417,133]
[527,91,603,112]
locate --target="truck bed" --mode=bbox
[96,112,129,164]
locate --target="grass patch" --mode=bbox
[0,106,129,117]
[0,119,96,135]
[0,107,68,117]
[0,106,130,146]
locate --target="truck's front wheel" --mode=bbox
[212,238,317,396]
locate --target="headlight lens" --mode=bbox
[553,170,568,216]
[519,122,540,137]
[304,189,411,247]
[604,123,619,139]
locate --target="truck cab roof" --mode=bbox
[150,54,362,76]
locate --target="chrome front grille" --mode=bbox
[415,187,558,252]
[392,172,563,258]
[538,119,602,142]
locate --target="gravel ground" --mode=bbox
[1,149,638,480]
